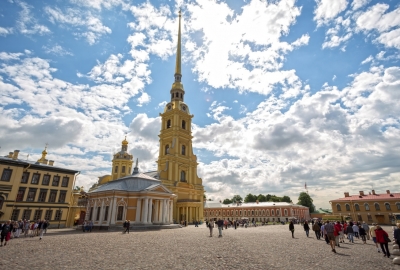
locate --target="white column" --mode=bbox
[135,198,142,224]
[154,200,159,223]
[147,198,153,224]
[92,201,97,222]
[169,201,173,223]
[142,198,149,224]
[107,200,112,225]
[110,197,117,225]
[165,200,170,224]
[185,206,188,224]
[99,199,105,224]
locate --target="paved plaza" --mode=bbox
[0,224,398,269]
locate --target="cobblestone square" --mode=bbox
[0,224,398,269]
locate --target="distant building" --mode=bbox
[204,201,310,222]
[330,190,400,225]
[310,208,332,219]
[0,148,79,227]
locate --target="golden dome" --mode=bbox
[122,136,128,145]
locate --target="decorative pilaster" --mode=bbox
[147,198,153,224]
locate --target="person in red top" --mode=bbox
[334,221,342,247]
[375,225,390,258]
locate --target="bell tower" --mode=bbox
[111,137,133,180]
[156,10,205,223]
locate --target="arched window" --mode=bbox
[262,210,265,216]
[181,145,186,155]
[231,210,233,216]
[345,204,350,211]
[165,145,169,155]
[271,210,274,216]
[171,93,173,99]
[244,210,247,216]
[167,119,171,128]
[182,120,186,129]
[385,203,391,211]
[354,204,360,211]
[251,210,254,216]
[284,209,288,216]
[0,196,4,209]
[175,92,179,97]
[239,210,242,216]
[222,210,225,215]
[396,203,400,210]
[365,203,370,211]
[180,171,186,182]
[276,210,280,216]
[267,210,270,216]
[180,93,183,98]
[337,204,341,211]
[374,203,380,211]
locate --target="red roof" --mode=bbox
[331,193,400,202]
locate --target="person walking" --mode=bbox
[312,221,321,239]
[334,221,342,247]
[24,220,30,237]
[39,220,48,240]
[82,220,86,232]
[359,225,367,244]
[125,220,130,234]
[369,223,382,253]
[362,221,370,240]
[303,221,310,237]
[324,221,337,253]
[352,223,359,239]
[208,219,214,237]
[375,225,391,258]
[217,218,224,237]
[394,223,400,246]
[345,223,354,243]
[289,221,295,238]
[89,220,93,232]
[0,220,12,246]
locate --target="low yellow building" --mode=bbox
[0,148,79,227]
[330,190,400,225]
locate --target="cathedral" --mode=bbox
[85,11,205,227]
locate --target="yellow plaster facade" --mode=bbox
[156,11,205,223]
[0,148,79,227]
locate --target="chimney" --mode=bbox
[359,191,364,196]
[344,192,350,197]
[386,190,390,194]
[48,160,54,166]
[12,150,20,160]
[372,190,376,195]
[8,152,13,158]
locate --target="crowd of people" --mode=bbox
[289,219,400,258]
[0,219,50,246]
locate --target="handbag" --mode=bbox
[383,235,391,243]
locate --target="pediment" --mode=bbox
[145,184,171,194]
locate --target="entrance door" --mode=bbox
[375,215,385,224]
[79,211,86,225]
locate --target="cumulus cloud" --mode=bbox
[314,0,348,26]
[16,1,51,35]
[42,44,73,56]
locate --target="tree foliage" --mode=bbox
[232,195,243,203]
[297,192,315,212]
[222,198,232,204]
[244,193,257,203]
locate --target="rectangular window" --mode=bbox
[61,177,69,187]
[48,190,57,202]
[367,215,373,221]
[1,168,12,181]
[38,190,47,202]
[42,174,50,185]
[31,173,40,184]
[16,189,25,202]
[54,210,62,221]
[357,214,363,221]
[122,166,126,173]
[96,206,101,221]
[58,191,66,203]
[45,210,53,221]
[21,172,30,183]
[89,207,93,221]
[104,206,109,221]
[11,209,20,221]
[114,166,118,173]
[22,209,32,220]
[117,206,124,220]
[34,210,43,220]
[26,189,37,201]
[52,176,60,186]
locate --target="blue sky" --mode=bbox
[1,0,400,208]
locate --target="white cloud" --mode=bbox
[0,27,12,36]
[16,1,51,35]
[351,0,370,10]
[361,55,373,65]
[42,44,73,56]
[314,0,348,26]
[70,0,130,10]
[45,6,111,45]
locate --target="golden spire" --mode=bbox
[37,143,48,163]
[175,9,182,76]
[171,9,184,101]
[122,136,128,145]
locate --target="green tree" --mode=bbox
[222,198,232,204]
[266,194,272,201]
[244,193,257,203]
[297,192,315,212]
[257,194,267,202]
[232,195,243,203]
[281,195,291,203]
